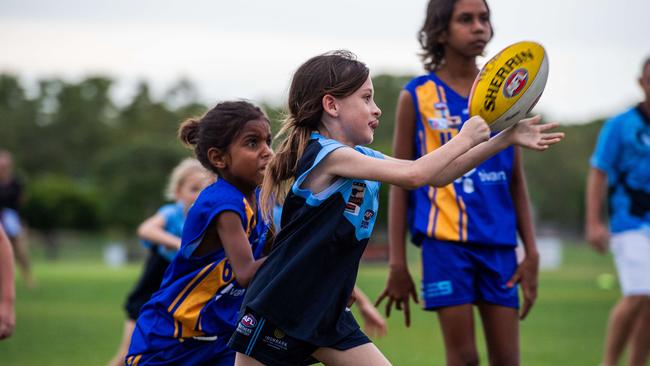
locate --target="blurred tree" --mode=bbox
[0,72,609,242]
[22,175,101,259]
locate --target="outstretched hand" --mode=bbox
[508,115,564,151]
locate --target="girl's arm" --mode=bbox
[425,116,562,185]
[325,115,562,188]
[215,212,266,287]
[376,91,418,326]
[352,286,387,338]
[137,213,181,251]
[325,115,563,187]
[0,226,15,340]
[507,148,539,320]
[325,115,487,189]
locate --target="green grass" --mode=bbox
[0,239,620,365]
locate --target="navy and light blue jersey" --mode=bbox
[405,73,517,247]
[591,106,650,232]
[140,201,185,262]
[240,133,383,346]
[127,178,268,365]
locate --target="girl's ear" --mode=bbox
[322,94,339,118]
[207,147,227,170]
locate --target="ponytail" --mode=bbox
[260,116,312,223]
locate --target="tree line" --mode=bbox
[0,73,604,245]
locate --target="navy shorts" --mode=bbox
[421,238,519,310]
[124,250,170,320]
[228,309,371,366]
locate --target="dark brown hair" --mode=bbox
[178,100,269,175]
[260,50,369,221]
[418,0,492,72]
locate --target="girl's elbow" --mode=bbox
[136,225,148,238]
[234,265,256,288]
[401,170,423,190]
[235,272,252,288]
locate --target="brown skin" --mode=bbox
[193,119,273,287]
[0,226,15,340]
[378,0,542,363]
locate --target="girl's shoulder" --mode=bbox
[405,72,439,92]
[188,179,250,225]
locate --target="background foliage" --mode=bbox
[1,73,610,241]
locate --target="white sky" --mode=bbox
[1,0,649,123]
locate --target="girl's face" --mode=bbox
[176,171,212,209]
[335,76,382,146]
[222,118,273,191]
[444,0,492,57]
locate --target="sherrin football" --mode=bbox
[468,41,549,131]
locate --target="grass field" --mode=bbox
[0,236,623,365]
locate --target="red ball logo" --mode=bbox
[503,69,528,98]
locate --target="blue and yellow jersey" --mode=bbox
[406,73,517,247]
[126,178,268,364]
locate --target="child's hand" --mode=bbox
[507,115,564,150]
[506,252,539,320]
[376,266,418,327]
[457,116,490,147]
[358,301,388,338]
[0,298,15,340]
[586,220,609,254]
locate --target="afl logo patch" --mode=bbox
[503,69,528,98]
[273,328,285,339]
[241,314,257,328]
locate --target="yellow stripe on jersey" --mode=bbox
[415,80,463,242]
[170,259,235,338]
[132,355,142,366]
[168,263,213,313]
[243,198,256,236]
[126,355,142,366]
[426,187,435,237]
[459,195,468,241]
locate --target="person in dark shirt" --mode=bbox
[0,150,34,287]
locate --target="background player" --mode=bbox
[377,0,543,364]
[0,150,34,288]
[107,158,212,366]
[585,57,650,366]
[0,225,15,340]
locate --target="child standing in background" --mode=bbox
[107,158,212,366]
[377,0,543,364]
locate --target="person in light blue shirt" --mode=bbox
[107,158,212,366]
[585,57,650,366]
